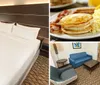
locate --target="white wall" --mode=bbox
[50,42,98,67]
[0,0,48,6]
[50,53,55,67]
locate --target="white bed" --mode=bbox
[0,23,41,85]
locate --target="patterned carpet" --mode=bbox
[51,64,100,85]
[22,56,49,85]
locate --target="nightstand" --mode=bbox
[40,38,49,57]
[56,59,67,68]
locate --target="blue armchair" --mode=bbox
[50,65,77,85]
[69,52,92,68]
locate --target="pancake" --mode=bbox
[60,13,93,25]
[59,13,93,34]
[61,26,92,35]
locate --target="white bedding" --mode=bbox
[0,33,40,85]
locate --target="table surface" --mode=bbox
[50,2,88,16]
[84,60,99,68]
[56,59,67,63]
[50,2,100,41]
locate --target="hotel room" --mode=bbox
[50,42,100,85]
[0,0,49,85]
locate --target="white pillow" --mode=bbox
[0,22,14,33]
[12,24,40,40]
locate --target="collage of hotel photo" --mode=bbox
[0,0,100,85]
[50,0,100,85]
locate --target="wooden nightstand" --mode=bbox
[56,59,67,68]
[40,38,49,57]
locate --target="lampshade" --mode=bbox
[53,43,64,54]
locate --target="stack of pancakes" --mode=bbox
[59,13,93,35]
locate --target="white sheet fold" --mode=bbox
[0,33,40,85]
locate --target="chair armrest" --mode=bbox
[69,58,75,65]
[87,54,92,59]
[69,58,75,62]
[51,79,63,85]
[58,65,72,73]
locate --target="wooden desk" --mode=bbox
[83,60,99,74]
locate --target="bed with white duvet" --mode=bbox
[0,22,41,85]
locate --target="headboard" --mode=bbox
[0,3,49,39]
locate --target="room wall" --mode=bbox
[50,42,98,67]
[0,0,48,6]
[50,53,55,67]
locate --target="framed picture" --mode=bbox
[72,43,81,49]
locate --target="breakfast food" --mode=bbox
[50,22,61,34]
[50,7,100,36]
[73,8,95,14]
[59,13,93,34]
[61,26,92,35]
[50,10,71,34]
[50,0,72,6]
[92,8,100,33]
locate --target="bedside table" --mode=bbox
[40,38,49,57]
[56,59,67,68]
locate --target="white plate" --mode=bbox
[50,7,100,40]
[51,0,76,9]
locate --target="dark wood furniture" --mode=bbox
[0,4,49,57]
[83,60,99,74]
[56,59,67,68]
[0,3,49,39]
[40,38,49,57]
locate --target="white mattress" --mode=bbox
[0,33,40,85]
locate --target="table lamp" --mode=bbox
[53,43,59,60]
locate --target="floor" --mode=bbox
[22,56,49,85]
[51,64,100,85]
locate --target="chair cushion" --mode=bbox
[70,52,86,60]
[75,56,91,64]
[60,68,77,81]
[50,66,60,81]
[58,65,72,73]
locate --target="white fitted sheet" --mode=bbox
[0,33,40,85]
